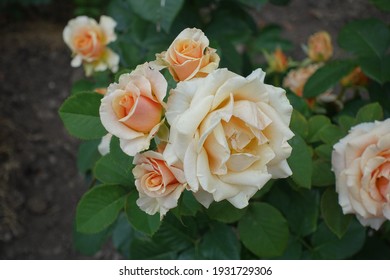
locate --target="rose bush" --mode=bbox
[332,119,390,229]
[58,0,390,260]
[165,68,294,208]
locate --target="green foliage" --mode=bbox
[76,184,128,233]
[77,139,101,173]
[370,0,390,11]
[303,60,356,98]
[238,202,289,258]
[59,92,107,140]
[356,102,384,123]
[206,200,247,223]
[125,191,161,236]
[287,135,312,189]
[321,188,352,238]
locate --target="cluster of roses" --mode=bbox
[63,15,390,230]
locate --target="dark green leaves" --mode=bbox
[129,0,184,32]
[321,188,352,238]
[287,135,312,189]
[59,92,106,140]
[338,18,390,84]
[356,102,384,123]
[125,191,161,236]
[76,184,127,233]
[370,0,390,11]
[238,202,289,258]
[303,60,356,98]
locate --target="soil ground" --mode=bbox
[0,0,388,259]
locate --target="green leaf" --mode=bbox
[94,154,134,187]
[290,109,308,139]
[73,222,111,256]
[359,55,390,84]
[177,190,202,216]
[199,223,240,259]
[112,212,133,259]
[319,124,344,145]
[321,188,353,238]
[287,134,312,189]
[303,60,356,98]
[217,40,243,74]
[237,0,267,9]
[77,139,101,173]
[76,184,127,233]
[356,102,384,123]
[206,200,247,223]
[370,0,390,11]
[125,191,161,236]
[338,115,357,133]
[312,221,365,259]
[268,185,320,236]
[307,115,331,143]
[129,238,177,259]
[338,18,390,58]
[71,79,95,95]
[107,0,133,32]
[314,144,332,160]
[273,237,302,260]
[59,92,107,140]
[238,202,289,258]
[312,159,335,187]
[152,214,194,252]
[129,0,184,32]
[251,24,293,52]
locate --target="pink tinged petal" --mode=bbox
[100,90,144,140]
[337,172,354,214]
[119,119,164,156]
[171,59,202,81]
[133,63,168,105]
[356,214,386,230]
[119,95,163,133]
[211,75,247,110]
[360,188,383,216]
[383,204,390,220]
[137,196,160,215]
[99,15,117,43]
[193,189,214,208]
[264,84,292,126]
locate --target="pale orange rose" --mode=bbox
[133,150,186,218]
[283,64,320,97]
[332,119,390,229]
[63,15,119,76]
[307,31,333,62]
[99,63,167,156]
[154,28,220,81]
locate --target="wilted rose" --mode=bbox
[164,68,294,208]
[63,15,119,76]
[133,150,186,219]
[154,28,220,81]
[332,119,390,229]
[99,63,166,156]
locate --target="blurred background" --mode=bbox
[0,0,388,259]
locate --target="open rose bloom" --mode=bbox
[100,63,167,156]
[63,15,119,76]
[164,68,294,208]
[133,151,186,219]
[154,28,220,81]
[332,119,390,229]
